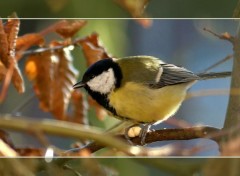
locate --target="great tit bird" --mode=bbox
[73,56,231,143]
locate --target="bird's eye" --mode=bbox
[90,75,95,79]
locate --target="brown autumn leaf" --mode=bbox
[0,15,25,94]
[25,51,54,111]
[16,33,45,53]
[78,33,111,66]
[0,61,7,81]
[4,13,19,55]
[50,47,79,120]
[25,46,79,120]
[68,89,88,124]
[55,20,87,39]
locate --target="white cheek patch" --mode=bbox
[87,68,116,94]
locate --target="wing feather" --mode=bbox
[150,64,199,88]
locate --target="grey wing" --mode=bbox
[150,64,200,88]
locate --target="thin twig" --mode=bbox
[203,28,235,44]
[11,92,35,114]
[20,37,84,57]
[203,54,233,72]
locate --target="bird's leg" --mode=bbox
[124,122,154,146]
[139,122,155,145]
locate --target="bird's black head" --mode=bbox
[73,58,122,94]
[73,58,122,115]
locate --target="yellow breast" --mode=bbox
[108,82,194,123]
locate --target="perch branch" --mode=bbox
[0,115,141,156]
[0,115,186,156]
[71,126,221,154]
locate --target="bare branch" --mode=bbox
[0,115,139,156]
[21,37,84,57]
[203,54,233,72]
[224,23,240,129]
[0,115,180,156]
[71,126,221,154]
[203,28,235,44]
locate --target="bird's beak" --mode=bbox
[73,81,86,89]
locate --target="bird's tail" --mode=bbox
[197,71,231,80]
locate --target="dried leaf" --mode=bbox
[55,20,87,38]
[0,61,7,81]
[78,33,111,66]
[8,56,25,93]
[0,20,11,68]
[4,13,19,56]
[16,33,45,52]
[25,46,79,120]
[0,17,25,94]
[0,60,15,102]
[115,0,150,18]
[68,89,88,124]
[25,51,54,111]
[51,47,79,120]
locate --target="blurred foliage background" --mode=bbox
[0,0,238,18]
